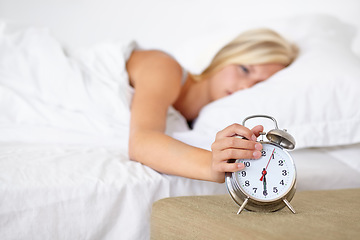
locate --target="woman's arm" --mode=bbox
[126,50,263,182]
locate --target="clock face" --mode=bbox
[235,143,296,202]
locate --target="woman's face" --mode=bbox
[208,63,285,101]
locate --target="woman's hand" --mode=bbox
[210,123,264,183]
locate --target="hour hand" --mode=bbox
[260,168,267,181]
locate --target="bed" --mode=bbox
[1,0,360,239]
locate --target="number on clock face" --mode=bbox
[235,143,296,202]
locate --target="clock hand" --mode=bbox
[262,168,267,193]
[260,148,275,181]
[260,168,267,181]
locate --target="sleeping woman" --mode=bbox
[126,28,298,183]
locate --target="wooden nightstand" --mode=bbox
[151,188,360,240]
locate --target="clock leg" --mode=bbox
[237,198,249,214]
[283,199,296,214]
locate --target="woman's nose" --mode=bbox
[236,81,253,91]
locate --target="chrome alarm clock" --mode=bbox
[226,115,297,214]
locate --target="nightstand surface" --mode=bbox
[151,188,360,240]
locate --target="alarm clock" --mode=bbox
[225,115,297,214]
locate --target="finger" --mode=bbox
[211,137,262,152]
[215,162,245,173]
[251,125,264,137]
[216,123,256,141]
[215,148,262,161]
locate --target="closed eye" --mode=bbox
[239,65,249,74]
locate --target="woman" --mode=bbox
[126,28,298,183]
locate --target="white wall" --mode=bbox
[1,0,359,55]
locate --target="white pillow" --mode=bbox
[191,15,360,149]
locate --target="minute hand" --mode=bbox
[260,148,275,181]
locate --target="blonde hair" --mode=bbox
[191,28,298,81]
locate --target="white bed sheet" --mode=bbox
[0,141,359,240]
[292,144,360,190]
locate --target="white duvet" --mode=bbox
[0,26,189,146]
